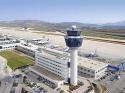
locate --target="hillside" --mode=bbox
[0,20,125,40]
[0,20,56,31]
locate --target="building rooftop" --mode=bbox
[37,48,70,60]
[37,48,108,70]
[30,38,49,45]
[78,57,108,71]
[0,35,20,45]
[19,41,39,51]
[30,65,64,81]
[0,40,19,45]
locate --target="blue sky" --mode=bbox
[0,0,125,24]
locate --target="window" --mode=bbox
[88,70,90,72]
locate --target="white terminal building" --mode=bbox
[15,37,52,58]
[0,35,20,51]
[30,38,49,45]
[29,48,70,88]
[78,57,108,80]
[15,40,39,58]
[29,47,108,88]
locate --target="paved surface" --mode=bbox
[0,27,125,61]
[15,84,22,93]
[26,72,59,93]
[76,76,93,93]
[0,76,14,93]
[1,27,125,93]
[97,72,125,93]
[107,74,125,93]
[14,73,25,93]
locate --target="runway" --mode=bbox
[0,27,125,61]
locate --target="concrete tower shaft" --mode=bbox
[70,48,78,85]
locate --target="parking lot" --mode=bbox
[96,71,125,93]
[26,72,59,93]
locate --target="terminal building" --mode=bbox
[29,48,70,88]
[78,57,108,80]
[29,47,108,88]
[0,35,20,51]
[29,38,49,45]
[15,40,39,58]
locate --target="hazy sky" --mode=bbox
[0,0,125,24]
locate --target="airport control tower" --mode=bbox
[65,26,83,85]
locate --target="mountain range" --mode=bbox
[0,20,125,40]
[0,20,125,31]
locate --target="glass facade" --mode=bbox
[65,37,83,47]
[67,30,81,36]
[65,28,83,48]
